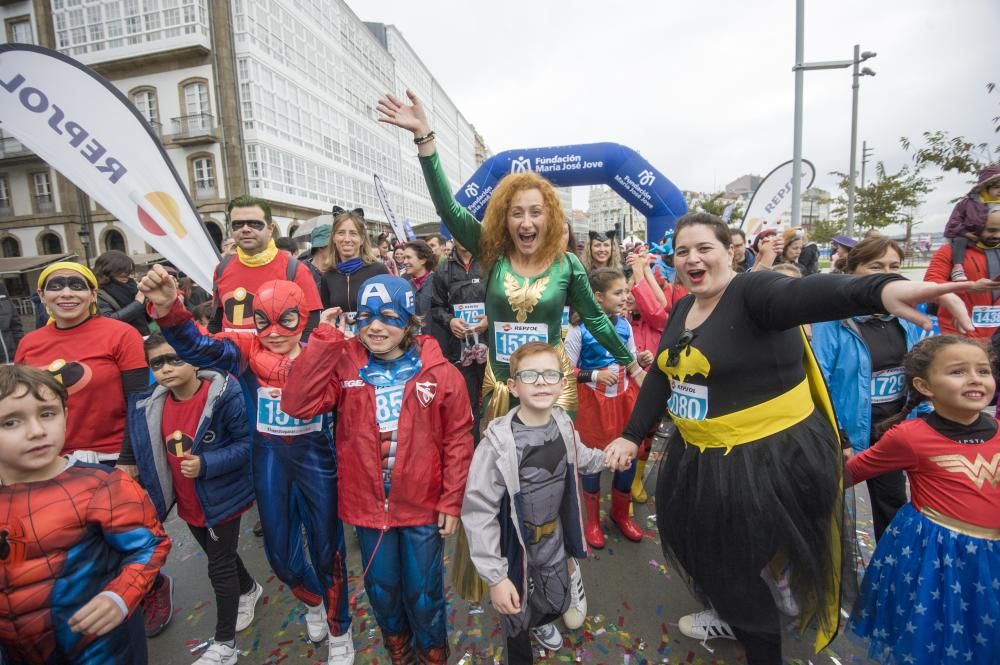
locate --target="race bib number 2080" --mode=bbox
[667,379,708,421]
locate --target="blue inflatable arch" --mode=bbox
[450,142,687,243]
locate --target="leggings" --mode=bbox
[581,457,637,494]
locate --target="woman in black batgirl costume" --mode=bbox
[604,212,983,665]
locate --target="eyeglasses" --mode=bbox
[43,276,91,292]
[148,354,188,371]
[513,369,563,385]
[231,220,267,231]
[666,330,695,367]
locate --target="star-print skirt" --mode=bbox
[849,502,1000,665]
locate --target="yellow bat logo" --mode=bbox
[930,453,1000,489]
[660,345,712,383]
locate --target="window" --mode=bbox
[104,229,126,253]
[205,221,223,250]
[32,172,53,213]
[184,81,210,129]
[1,237,21,258]
[0,176,9,216]
[40,233,63,255]
[192,156,215,199]
[130,87,159,131]
[7,18,35,44]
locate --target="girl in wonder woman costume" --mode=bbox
[847,336,1000,665]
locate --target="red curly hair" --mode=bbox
[479,171,567,271]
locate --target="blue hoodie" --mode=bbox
[128,369,254,527]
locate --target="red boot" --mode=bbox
[610,489,644,542]
[583,491,605,549]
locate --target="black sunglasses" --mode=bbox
[43,276,91,292]
[231,219,267,231]
[666,330,695,367]
[148,354,188,371]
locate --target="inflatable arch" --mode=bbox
[450,142,688,243]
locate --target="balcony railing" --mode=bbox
[147,120,163,139]
[170,113,219,143]
[36,197,54,214]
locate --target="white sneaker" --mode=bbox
[235,582,263,632]
[304,603,329,642]
[562,559,587,630]
[192,641,237,665]
[530,622,563,651]
[327,630,355,665]
[677,609,736,644]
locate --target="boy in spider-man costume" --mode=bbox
[282,275,473,665]
[138,265,353,665]
[0,364,170,665]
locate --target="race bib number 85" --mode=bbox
[494,322,548,363]
[667,379,708,421]
[375,384,404,433]
[257,387,323,435]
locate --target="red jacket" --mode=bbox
[924,243,999,339]
[281,325,473,529]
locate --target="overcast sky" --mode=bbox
[362,0,999,235]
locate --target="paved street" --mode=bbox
[151,431,882,665]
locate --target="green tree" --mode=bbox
[808,217,845,244]
[830,163,939,233]
[690,192,744,225]
[900,82,999,176]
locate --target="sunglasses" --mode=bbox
[666,330,695,367]
[231,219,267,231]
[148,354,188,371]
[514,369,563,385]
[43,276,91,292]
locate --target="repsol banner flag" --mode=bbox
[740,159,816,241]
[0,45,219,287]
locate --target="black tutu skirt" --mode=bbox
[655,409,857,645]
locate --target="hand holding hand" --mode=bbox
[489,579,521,615]
[604,438,638,471]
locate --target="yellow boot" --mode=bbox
[631,460,648,503]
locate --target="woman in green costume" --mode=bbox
[378,90,641,623]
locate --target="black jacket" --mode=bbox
[0,293,24,363]
[430,253,486,362]
[319,261,389,312]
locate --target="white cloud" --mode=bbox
[363,0,999,232]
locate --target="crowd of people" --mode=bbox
[0,88,997,665]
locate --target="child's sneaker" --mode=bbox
[142,573,174,637]
[531,622,564,651]
[677,609,735,643]
[760,564,801,616]
[235,582,263,632]
[305,603,329,642]
[327,630,355,664]
[950,265,968,281]
[192,641,238,665]
[562,559,587,630]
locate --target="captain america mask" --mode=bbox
[253,280,307,337]
[355,276,415,330]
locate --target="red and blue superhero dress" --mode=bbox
[150,290,350,638]
[0,460,170,665]
[847,413,1000,665]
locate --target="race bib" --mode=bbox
[374,384,404,433]
[560,306,571,337]
[494,322,548,362]
[971,306,1000,328]
[256,387,323,435]
[453,302,486,326]
[667,379,708,421]
[871,366,905,404]
[340,311,358,336]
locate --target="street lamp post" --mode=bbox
[791,3,875,234]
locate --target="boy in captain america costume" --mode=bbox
[137,265,353,665]
[281,275,473,665]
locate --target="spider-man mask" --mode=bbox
[253,280,307,337]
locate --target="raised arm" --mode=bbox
[280,314,347,419]
[566,253,634,367]
[377,90,482,253]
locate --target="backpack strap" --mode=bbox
[211,254,235,304]
[285,256,299,282]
